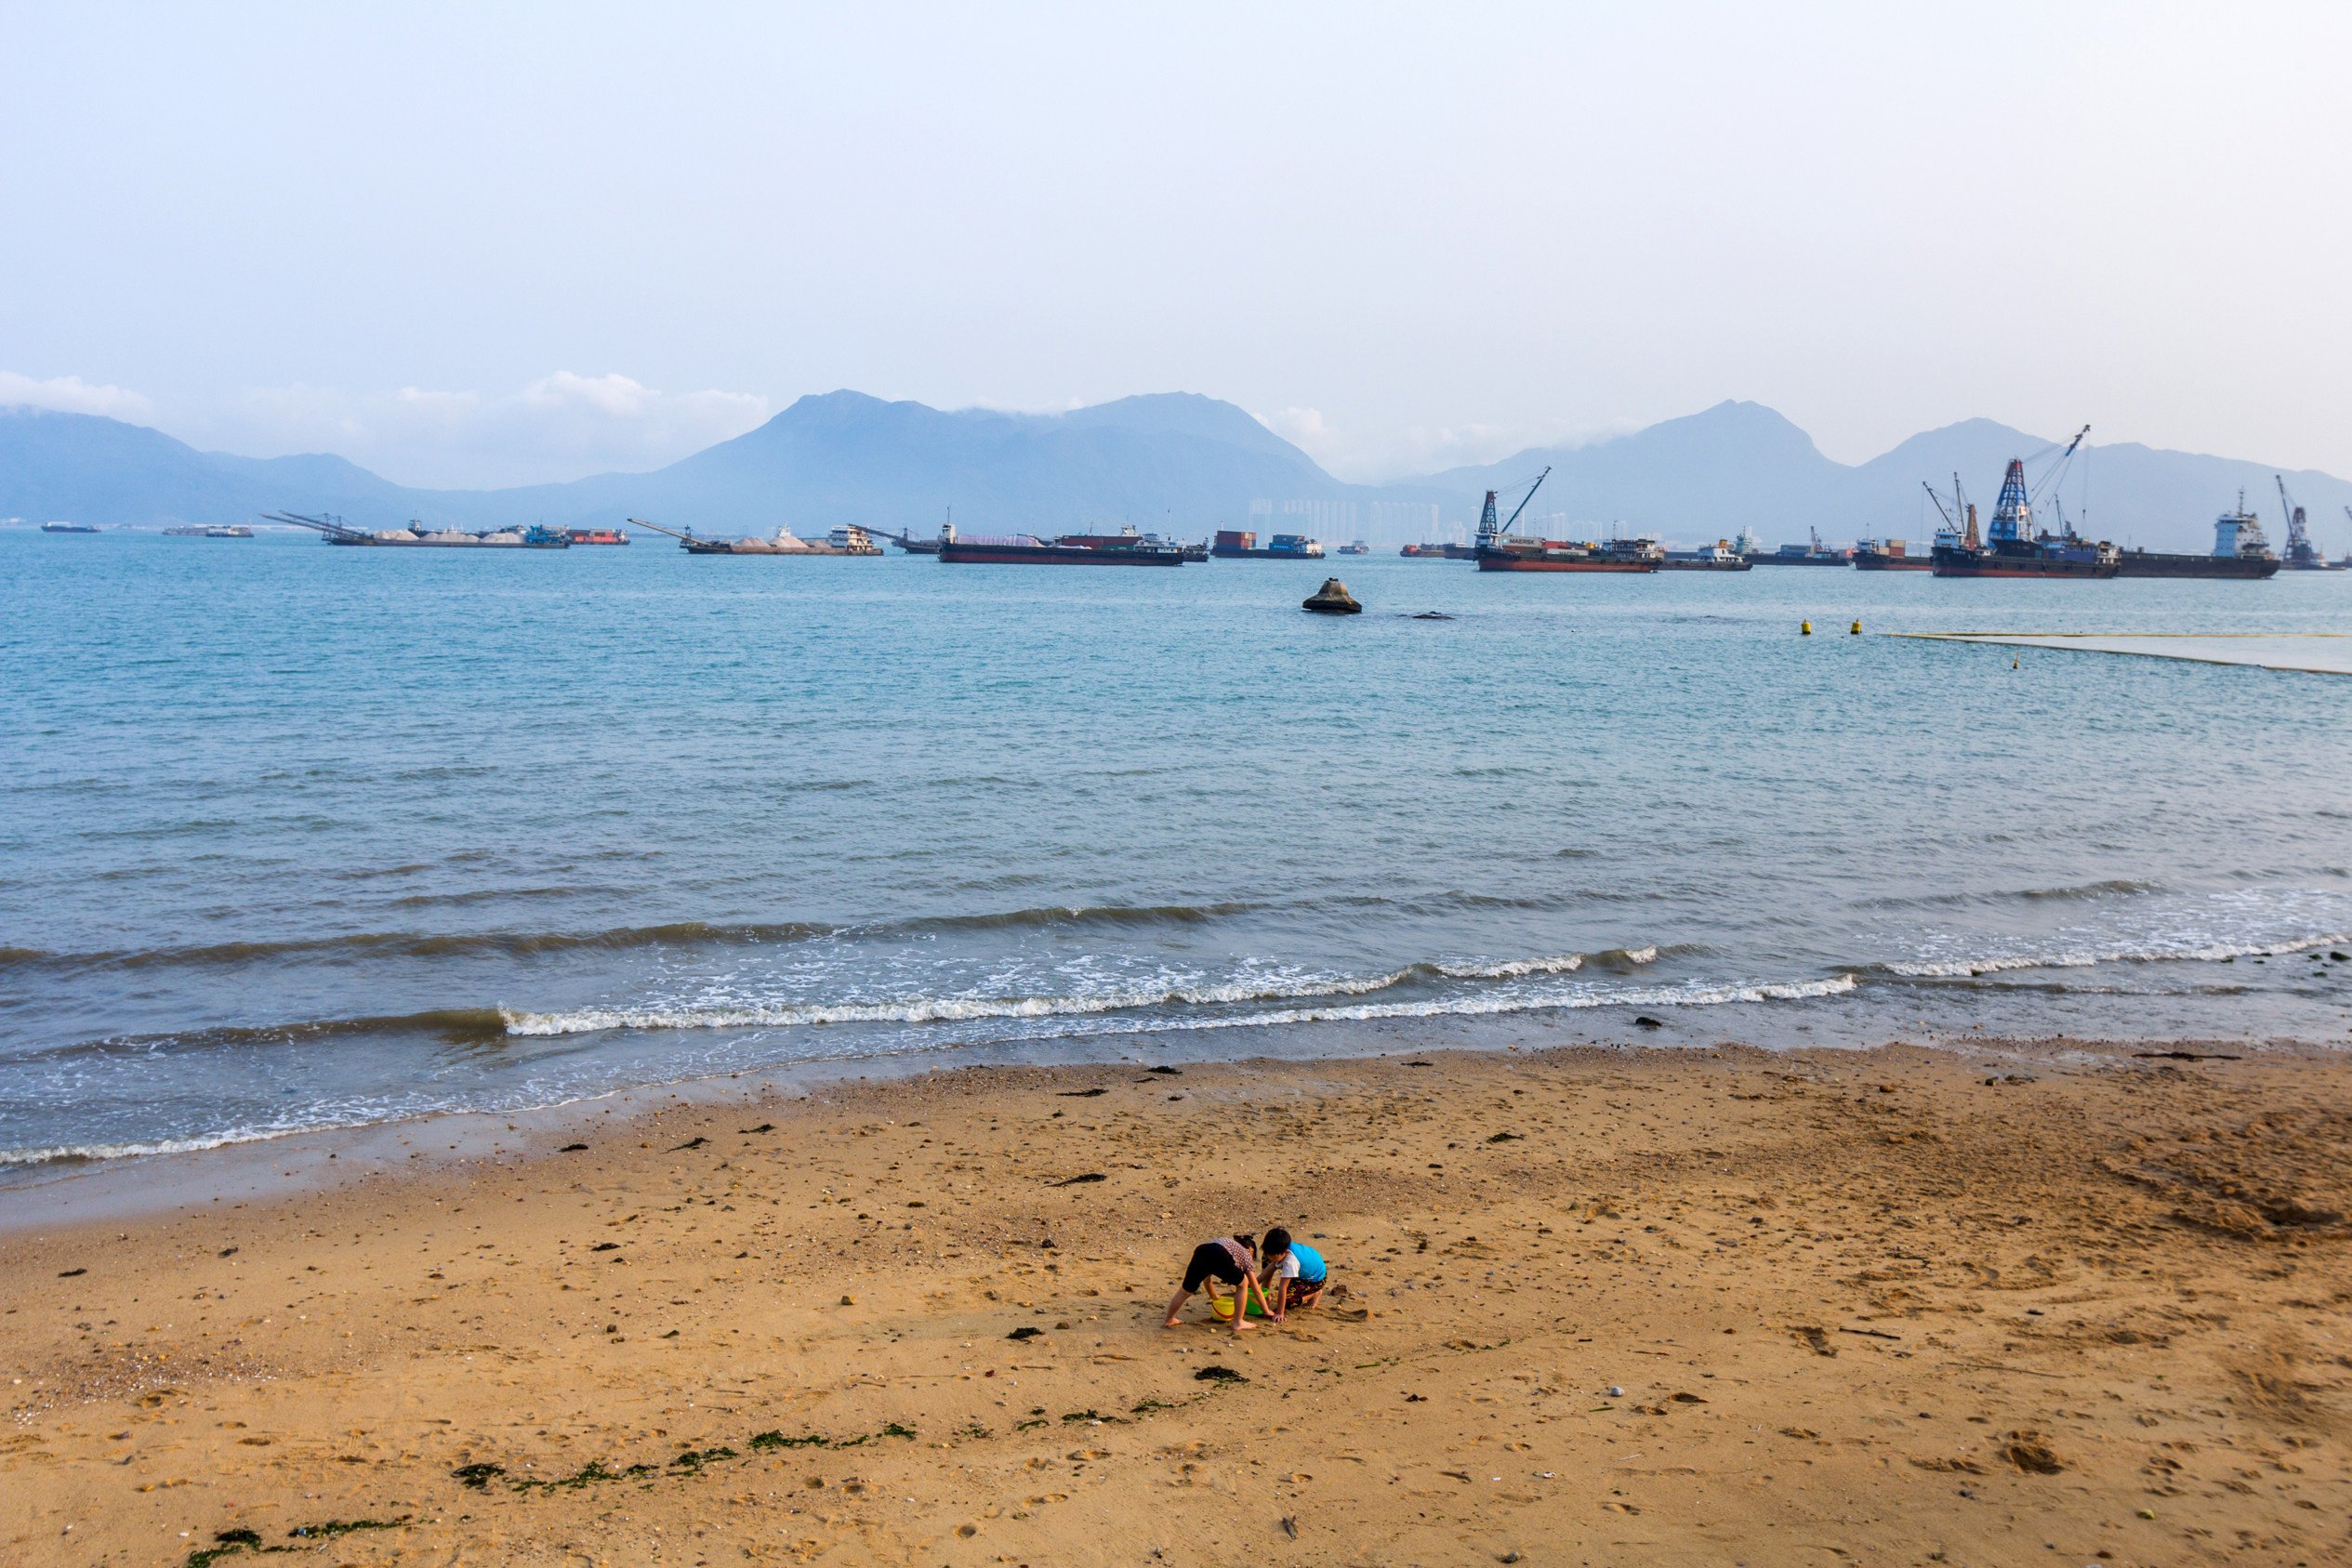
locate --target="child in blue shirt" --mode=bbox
[1258,1227,1328,1320]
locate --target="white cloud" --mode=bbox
[199,373,773,489]
[1251,402,1635,482]
[0,371,154,420]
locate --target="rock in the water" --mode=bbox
[1303,577,1362,614]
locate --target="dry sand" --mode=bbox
[6,1040,2351,1566]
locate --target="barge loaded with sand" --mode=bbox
[627,517,880,555]
[268,511,570,547]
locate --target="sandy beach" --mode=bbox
[6,1038,2350,1567]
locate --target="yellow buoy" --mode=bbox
[1850,620,1861,635]
[1800,620,1812,636]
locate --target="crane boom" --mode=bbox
[1499,467,1552,534]
[1921,481,1954,531]
[624,515,695,543]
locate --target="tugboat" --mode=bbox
[1752,527,1849,564]
[2112,494,2280,578]
[1930,429,2119,578]
[1472,467,1664,573]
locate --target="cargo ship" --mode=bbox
[1752,527,1849,564]
[1659,540,1752,571]
[1056,524,1209,561]
[1472,466,1664,572]
[1212,529,1324,559]
[624,518,879,555]
[2113,495,2280,579]
[1335,540,1370,555]
[1851,538,1929,571]
[1400,541,1474,559]
[940,532,1185,565]
[41,520,99,534]
[163,524,253,537]
[565,526,629,545]
[267,512,571,547]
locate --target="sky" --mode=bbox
[3,2,2348,490]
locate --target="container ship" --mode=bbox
[1851,538,1929,570]
[1752,528,1849,564]
[268,512,571,547]
[1212,529,1324,559]
[2113,496,2280,579]
[1471,466,1664,572]
[625,518,880,555]
[1659,540,1752,570]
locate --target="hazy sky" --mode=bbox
[4,2,2348,489]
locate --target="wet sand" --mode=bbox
[6,1039,2351,1566]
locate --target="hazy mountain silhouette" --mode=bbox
[1425,402,2352,552]
[7,393,2347,554]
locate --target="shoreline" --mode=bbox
[7,1008,2337,1236]
[7,1034,2350,1564]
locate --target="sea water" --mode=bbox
[3,529,2348,1172]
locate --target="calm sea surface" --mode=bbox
[4,529,2349,1173]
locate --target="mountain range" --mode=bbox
[5,391,2346,555]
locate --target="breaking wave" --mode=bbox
[1878,931,2351,978]
[499,958,1833,1040]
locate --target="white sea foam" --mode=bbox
[0,1127,305,1167]
[501,965,1437,1037]
[1883,931,2350,978]
[1431,953,1585,980]
[504,968,1856,1040]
